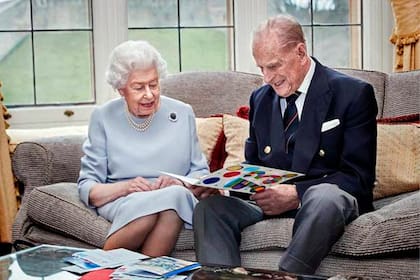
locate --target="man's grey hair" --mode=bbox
[252,14,306,49]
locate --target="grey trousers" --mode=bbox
[193,183,359,274]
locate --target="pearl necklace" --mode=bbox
[125,105,154,132]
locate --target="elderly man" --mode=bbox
[193,14,377,274]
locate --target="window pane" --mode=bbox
[128,29,180,74]
[302,26,312,56]
[313,0,361,24]
[32,0,91,30]
[128,0,178,28]
[180,0,233,26]
[181,28,232,71]
[33,31,94,104]
[0,32,34,106]
[268,0,311,25]
[313,26,361,68]
[0,0,31,30]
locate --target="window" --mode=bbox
[3,0,393,128]
[0,0,94,107]
[267,0,362,69]
[127,0,234,73]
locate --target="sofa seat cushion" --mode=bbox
[175,192,419,257]
[24,180,420,257]
[26,183,109,248]
[237,192,419,256]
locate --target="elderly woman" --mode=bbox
[78,40,216,257]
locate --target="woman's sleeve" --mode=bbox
[77,108,108,207]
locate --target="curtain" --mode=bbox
[0,83,17,243]
[389,0,420,72]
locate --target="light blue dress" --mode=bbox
[78,96,209,237]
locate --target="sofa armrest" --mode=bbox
[11,136,85,197]
[332,191,420,256]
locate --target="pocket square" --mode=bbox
[321,119,340,132]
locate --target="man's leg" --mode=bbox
[279,183,359,274]
[193,195,263,266]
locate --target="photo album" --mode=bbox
[162,163,305,194]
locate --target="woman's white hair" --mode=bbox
[105,40,168,90]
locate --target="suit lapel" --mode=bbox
[292,62,332,173]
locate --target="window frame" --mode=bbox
[7,0,393,128]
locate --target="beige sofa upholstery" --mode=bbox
[10,70,420,280]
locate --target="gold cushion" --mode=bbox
[374,123,419,199]
[222,114,249,168]
[195,117,224,169]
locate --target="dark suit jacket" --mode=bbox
[245,59,378,214]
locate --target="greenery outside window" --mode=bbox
[267,0,362,69]
[0,0,94,108]
[127,0,235,73]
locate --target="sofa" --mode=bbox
[9,70,419,280]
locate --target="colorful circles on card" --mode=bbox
[243,166,260,172]
[260,175,282,184]
[251,185,266,193]
[283,173,298,178]
[244,170,265,177]
[224,177,244,189]
[202,177,220,184]
[223,171,241,178]
[226,165,243,171]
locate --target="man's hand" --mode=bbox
[250,184,300,215]
[188,185,223,200]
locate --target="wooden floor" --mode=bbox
[0,243,12,256]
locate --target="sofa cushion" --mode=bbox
[161,71,263,118]
[222,114,249,168]
[12,137,85,187]
[238,192,419,256]
[374,122,419,199]
[174,192,420,256]
[27,184,419,257]
[383,70,420,118]
[195,116,225,171]
[26,183,109,248]
[332,191,420,256]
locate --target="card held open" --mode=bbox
[162,163,305,194]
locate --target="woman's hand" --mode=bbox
[89,176,154,207]
[126,176,157,192]
[152,175,185,189]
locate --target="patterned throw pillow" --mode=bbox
[374,114,419,199]
[195,116,225,172]
[222,114,249,168]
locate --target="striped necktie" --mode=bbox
[283,92,300,167]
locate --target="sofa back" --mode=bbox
[161,69,420,119]
[11,69,419,190]
[337,68,419,118]
[160,71,264,117]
